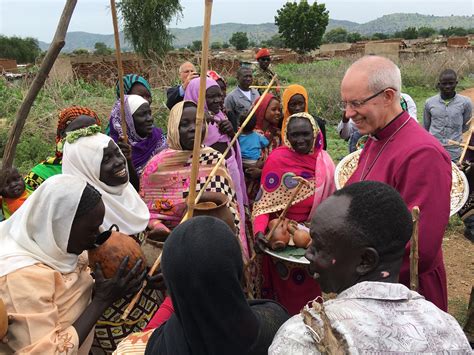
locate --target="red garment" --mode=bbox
[253,139,335,315]
[144,296,174,331]
[346,111,451,311]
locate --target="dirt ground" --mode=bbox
[444,224,473,325]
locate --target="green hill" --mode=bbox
[37,13,474,52]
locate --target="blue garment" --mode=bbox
[238,131,269,160]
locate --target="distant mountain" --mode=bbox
[37,13,473,52]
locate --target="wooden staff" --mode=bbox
[187,0,213,218]
[121,254,161,320]
[250,85,288,89]
[110,0,127,140]
[446,139,474,151]
[184,75,277,217]
[1,0,77,177]
[410,206,420,291]
[265,177,309,242]
[458,129,473,165]
[122,0,214,320]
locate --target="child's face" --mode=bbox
[2,170,25,199]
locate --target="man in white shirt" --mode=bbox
[270,181,471,354]
[224,67,260,131]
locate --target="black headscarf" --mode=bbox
[146,216,260,355]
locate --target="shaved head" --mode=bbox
[344,56,401,98]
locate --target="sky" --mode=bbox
[0,0,473,42]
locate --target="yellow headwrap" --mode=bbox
[281,84,309,139]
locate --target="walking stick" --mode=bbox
[186,0,213,219]
[459,129,473,165]
[410,206,420,291]
[110,0,128,141]
[121,0,214,320]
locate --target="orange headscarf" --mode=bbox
[281,84,309,139]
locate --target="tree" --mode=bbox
[417,27,436,38]
[190,40,202,52]
[371,33,389,40]
[439,27,468,37]
[117,0,182,57]
[94,42,113,55]
[324,28,348,43]
[275,1,329,53]
[211,42,222,50]
[393,27,418,40]
[0,35,41,63]
[222,42,230,49]
[229,32,249,50]
[72,49,90,55]
[347,32,365,43]
[260,34,285,48]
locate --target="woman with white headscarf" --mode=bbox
[62,128,162,353]
[109,94,167,175]
[0,175,143,354]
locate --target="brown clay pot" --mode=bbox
[268,218,290,251]
[192,191,236,233]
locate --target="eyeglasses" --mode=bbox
[339,87,394,111]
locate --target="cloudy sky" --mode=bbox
[1,0,472,42]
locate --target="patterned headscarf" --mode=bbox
[167,101,207,151]
[281,85,309,139]
[283,112,322,154]
[56,106,101,158]
[116,74,152,99]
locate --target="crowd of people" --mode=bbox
[0,51,472,354]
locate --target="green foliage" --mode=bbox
[0,35,41,63]
[189,40,202,52]
[417,26,437,38]
[371,32,389,40]
[393,27,418,39]
[346,32,365,43]
[439,27,469,37]
[324,28,348,43]
[222,42,230,49]
[260,34,285,48]
[14,134,54,173]
[275,1,329,53]
[229,32,249,50]
[210,42,222,50]
[117,0,182,57]
[93,42,113,56]
[72,49,90,55]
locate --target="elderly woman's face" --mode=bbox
[133,102,153,138]
[99,140,128,186]
[287,117,314,154]
[206,85,223,115]
[67,199,105,255]
[179,105,207,151]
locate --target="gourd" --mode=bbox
[268,218,290,251]
[88,231,146,279]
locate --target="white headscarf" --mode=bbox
[127,94,148,115]
[0,175,87,277]
[62,132,149,235]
